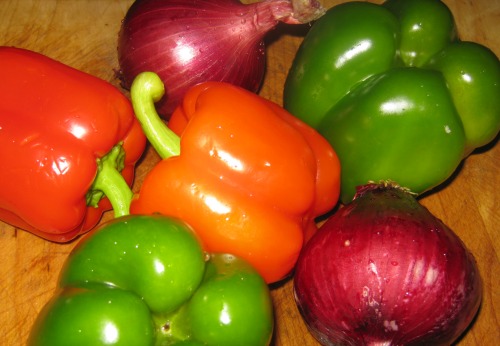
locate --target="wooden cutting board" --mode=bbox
[1,0,498,345]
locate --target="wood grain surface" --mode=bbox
[1,1,498,345]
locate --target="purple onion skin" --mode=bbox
[118,0,295,117]
[294,183,482,346]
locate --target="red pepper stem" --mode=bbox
[130,71,181,159]
[87,144,133,217]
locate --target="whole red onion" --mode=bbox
[117,0,324,118]
[294,183,482,346]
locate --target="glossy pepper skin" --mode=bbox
[28,215,274,346]
[283,0,500,203]
[0,47,146,241]
[129,72,341,284]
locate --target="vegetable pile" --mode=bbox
[1,0,499,345]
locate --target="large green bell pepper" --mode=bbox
[284,0,500,203]
[28,215,274,346]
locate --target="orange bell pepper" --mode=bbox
[129,72,340,283]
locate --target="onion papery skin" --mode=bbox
[294,183,482,346]
[118,0,312,117]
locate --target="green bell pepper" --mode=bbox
[28,215,274,346]
[284,0,500,203]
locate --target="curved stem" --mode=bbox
[87,144,133,217]
[130,72,181,159]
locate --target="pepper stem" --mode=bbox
[86,143,133,217]
[130,72,181,159]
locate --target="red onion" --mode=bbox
[117,0,324,117]
[294,183,482,346]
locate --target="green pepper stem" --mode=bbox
[87,144,133,217]
[130,72,181,159]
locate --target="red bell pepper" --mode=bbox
[0,47,146,242]
[129,72,341,283]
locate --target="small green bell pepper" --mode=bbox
[28,215,274,346]
[284,0,500,203]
